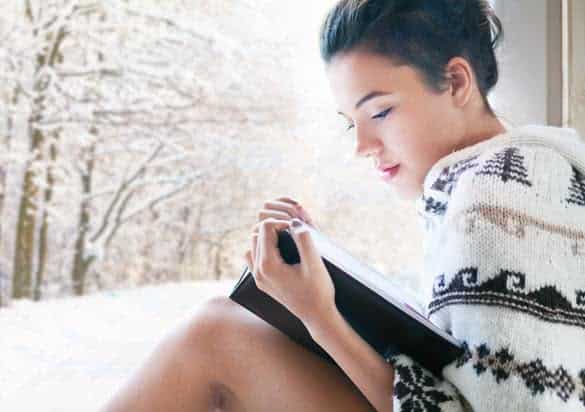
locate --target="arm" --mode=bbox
[305,306,395,412]
[388,144,584,411]
[247,217,466,411]
[306,306,467,412]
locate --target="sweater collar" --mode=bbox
[415,124,585,219]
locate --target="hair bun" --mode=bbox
[320,0,505,117]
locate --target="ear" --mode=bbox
[445,57,475,109]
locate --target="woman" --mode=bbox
[100,0,585,411]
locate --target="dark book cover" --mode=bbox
[229,222,464,377]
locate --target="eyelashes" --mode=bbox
[345,107,393,131]
[372,107,393,119]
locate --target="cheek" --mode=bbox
[382,106,449,166]
[413,93,453,130]
[405,108,454,163]
[403,135,445,182]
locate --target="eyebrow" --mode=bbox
[355,91,394,109]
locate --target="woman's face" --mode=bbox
[326,49,473,201]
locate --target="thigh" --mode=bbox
[101,295,377,412]
[192,296,377,412]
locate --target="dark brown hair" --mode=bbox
[319,0,503,116]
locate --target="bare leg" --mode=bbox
[99,295,376,412]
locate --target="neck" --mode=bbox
[455,112,508,154]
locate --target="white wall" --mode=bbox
[489,0,562,128]
[565,0,585,137]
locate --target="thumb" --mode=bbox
[265,219,293,262]
[289,218,321,265]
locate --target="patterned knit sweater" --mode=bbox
[385,124,585,411]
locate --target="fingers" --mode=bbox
[244,250,254,273]
[274,197,316,228]
[257,219,291,272]
[258,197,305,223]
[289,219,320,264]
[274,196,299,206]
[275,197,314,224]
[251,220,262,234]
[257,208,293,222]
[246,196,312,277]
[247,218,289,275]
[251,230,258,272]
[297,208,316,227]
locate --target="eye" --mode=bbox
[345,123,355,131]
[371,107,393,120]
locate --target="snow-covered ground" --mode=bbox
[0,280,234,412]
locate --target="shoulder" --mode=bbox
[442,143,581,216]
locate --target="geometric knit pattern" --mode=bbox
[475,147,532,186]
[423,195,448,216]
[389,126,585,411]
[431,155,481,195]
[567,165,585,206]
[389,347,585,411]
[428,267,585,329]
[454,342,585,405]
[386,354,463,412]
[391,358,455,411]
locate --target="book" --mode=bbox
[229,221,464,376]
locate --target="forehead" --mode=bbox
[326,50,422,109]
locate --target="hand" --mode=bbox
[256,196,319,230]
[243,218,336,329]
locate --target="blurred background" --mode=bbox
[0,0,427,306]
[1,0,584,306]
[0,0,584,410]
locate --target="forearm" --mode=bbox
[305,306,394,412]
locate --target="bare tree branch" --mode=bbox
[89,142,164,243]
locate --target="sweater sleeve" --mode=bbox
[384,144,585,411]
[385,353,470,412]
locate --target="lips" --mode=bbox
[378,164,400,180]
[377,163,400,172]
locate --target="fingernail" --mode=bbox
[291,219,302,228]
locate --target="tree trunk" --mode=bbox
[176,206,191,265]
[0,89,14,254]
[213,243,222,280]
[13,2,66,299]
[0,168,5,305]
[0,158,5,269]
[0,86,19,307]
[71,143,96,296]
[33,137,57,300]
[213,232,230,280]
[0,164,4,254]
[12,126,43,299]
[182,203,204,278]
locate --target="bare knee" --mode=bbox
[177,296,243,347]
[176,296,249,411]
[171,296,371,412]
[167,294,265,378]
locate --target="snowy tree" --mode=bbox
[0,0,427,308]
[0,0,302,303]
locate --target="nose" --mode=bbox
[353,125,383,159]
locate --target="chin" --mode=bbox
[394,183,423,203]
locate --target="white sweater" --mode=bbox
[385,124,585,411]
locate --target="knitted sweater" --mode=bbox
[385,124,585,411]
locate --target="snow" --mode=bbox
[0,279,235,411]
